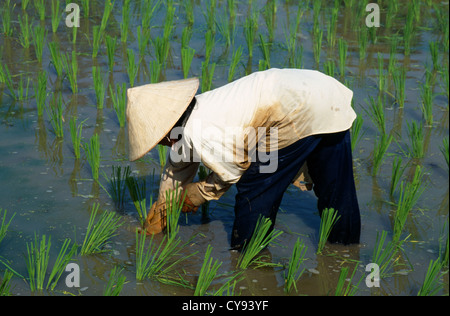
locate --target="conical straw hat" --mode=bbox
[126,78,199,161]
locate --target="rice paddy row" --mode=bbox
[0,203,448,296]
[0,0,448,296]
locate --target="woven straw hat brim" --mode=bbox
[126,78,199,161]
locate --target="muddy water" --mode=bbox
[0,1,448,296]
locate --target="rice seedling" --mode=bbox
[388,37,398,75]
[205,30,215,65]
[203,0,216,34]
[351,114,364,152]
[404,4,415,56]
[216,13,233,47]
[109,165,131,211]
[194,245,222,296]
[421,73,434,127]
[134,228,195,283]
[284,238,307,294]
[165,187,185,240]
[313,29,323,66]
[163,2,176,41]
[0,270,13,296]
[417,259,443,296]
[34,71,47,116]
[1,0,14,37]
[32,25,47,64]
[100,0,115,34]
[439,63,449,101]
[259,34,271,69]
[46,92,65,138]
[126,174,148,226]
[51,0,61,33]
[183,0,194,25]
[120,0,131,43]
[181,47,195,79]
[82,0,90,17]
[92,25,103,59]
[201,62,216,93]
[0,64,5,84]
[389,155,405,197]
[372,134,393,177]
[405,120,425,159]
[84,133,100,181]
[1,64,17,100]
[392,66,406,108]
[323,59,335,78]
[357,27,368,61]
[18,13,32,48]
[237,216,283,270]
[46,239,78,291]
[334,264,359,296]
[377,53,385,92]
[106,35,117,72]
[48,42,64,77]
[365,95,386,135]
[103,266,126,296]
[0,209,14,246]
[92,66,106,109]
[393,166,426,242]
[181,26,193,49]
[262,4,274,44]
[338,38,348,78]
[327,7,338,49]
[21,0,30,10]
[428,41,439,71]
[228,45,243,83]
[157,144,167,174]
[25,234,49,292]
[440,137,449,169]
[34,0,45,21]
[62,51,78,94]
[154,37,170,70]
[141,0,160,30]
[317,208,340,254]
[149,60,161,83]
[110,82,127,128]
[69,117,85,160]
[371,230,406,278]
[26,234,77,292]
[290,44,303,68]
[137,26,151,57]
[17,74,31,101]
[244,11,259,58]
[80,203,123,255]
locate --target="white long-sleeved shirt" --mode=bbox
[158,68,355,203]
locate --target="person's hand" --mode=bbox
[142,201,167,234]
[180,183,206,213]
[180,190,199,213]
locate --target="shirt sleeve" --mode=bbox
[157,156,232,205]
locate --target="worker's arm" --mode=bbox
[183,171,232,207]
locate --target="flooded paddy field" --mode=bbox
[0,0,448,296]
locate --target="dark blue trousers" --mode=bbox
[231,130,361,249]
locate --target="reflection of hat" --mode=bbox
[126,78,199,161]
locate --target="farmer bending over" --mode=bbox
[126,68,361,249]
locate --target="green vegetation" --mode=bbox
[80,203,123,255]
[237,216,283,269]
[317,208,340,254]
